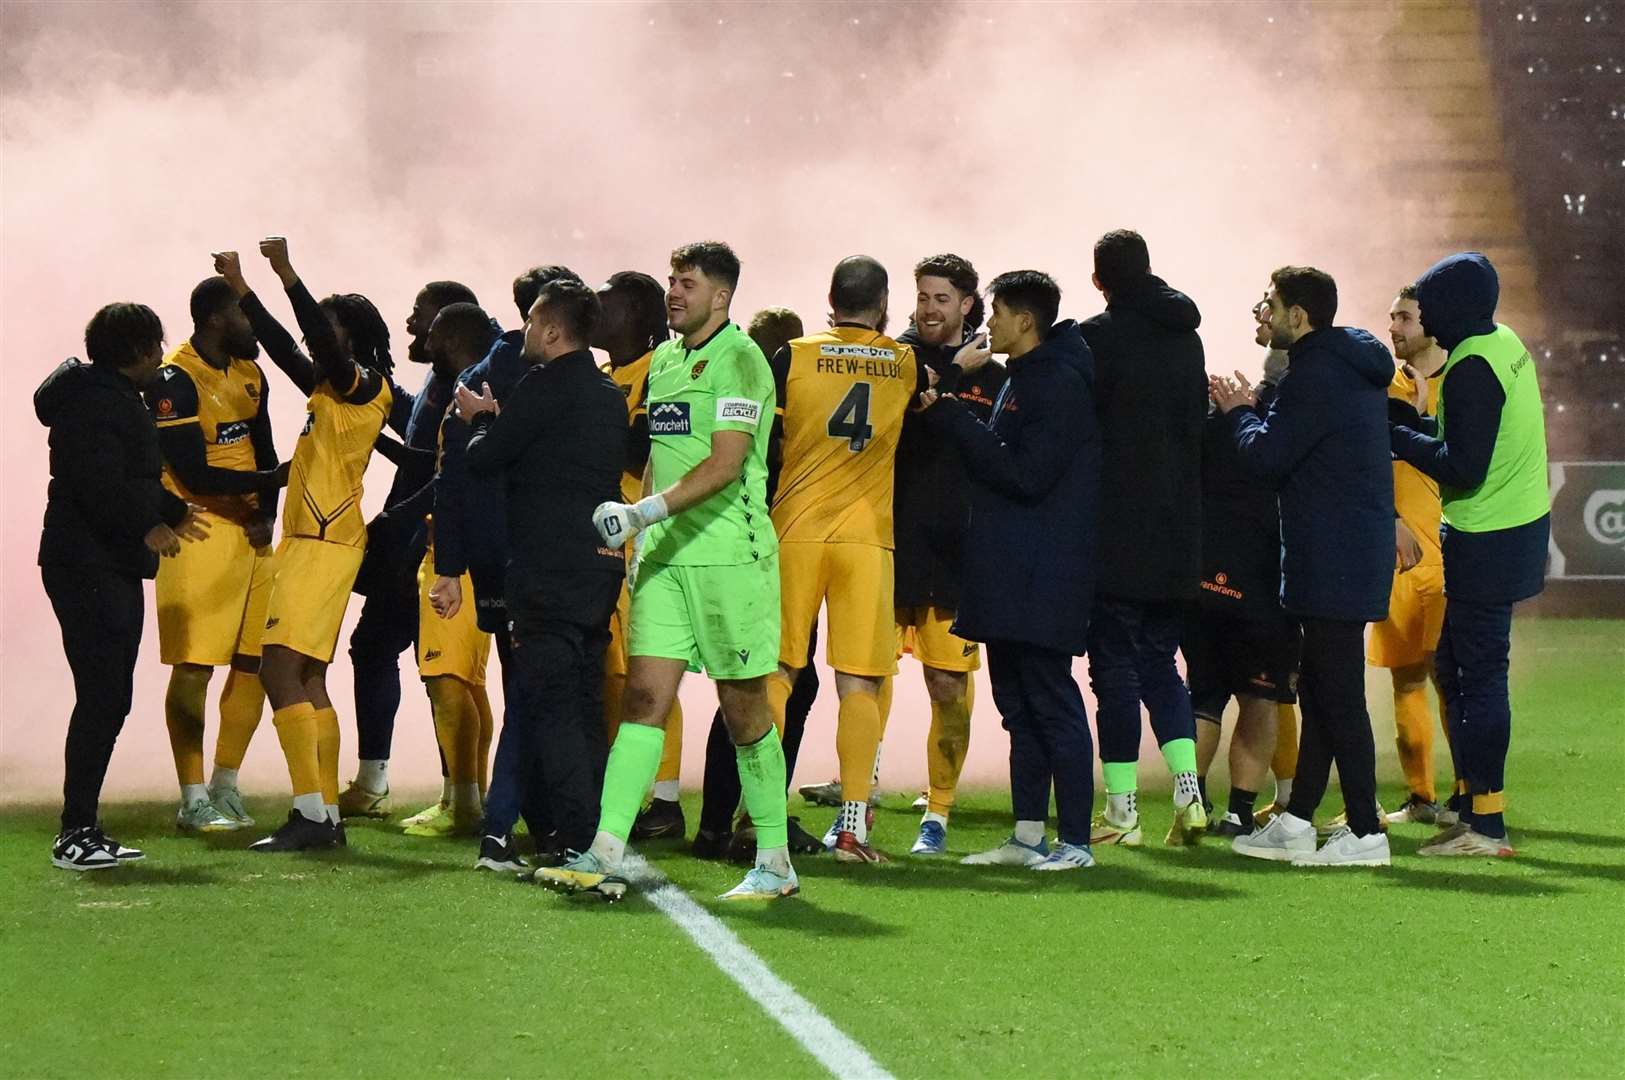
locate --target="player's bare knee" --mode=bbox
[1392,663,1431,694]
[717,677,771,743]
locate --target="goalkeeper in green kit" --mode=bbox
[537,241,795,901]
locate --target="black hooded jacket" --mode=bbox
[891,326,1008,611]
[924,321,1100,654]
[36,359,189,579]
[1078,274,1207,601]
[1228,327,1395,623]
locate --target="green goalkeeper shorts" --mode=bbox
[628,555,781,681]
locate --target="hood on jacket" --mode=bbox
[1292,326,1394,389]
[1015,319,1095,386]
[1415,252,1499,352]
[35,358,124,427]
[1105,274,1201,331]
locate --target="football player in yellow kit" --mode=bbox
[1371,283,1456,825]
[149,273,288,833]
[768,256,919,862]
[221,238,395,852]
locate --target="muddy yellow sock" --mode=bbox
[765,671,794,741]
[835,690,882,806]
[926,696,972,817]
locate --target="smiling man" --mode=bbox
[539,241,797,902]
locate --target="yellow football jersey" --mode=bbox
[771,326,917,547]
[1391,365,1443,566]
[152,340,267,519]
[607,351,653,503]
[282,377,393,548]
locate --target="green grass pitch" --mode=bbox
[2,619,1621,1077]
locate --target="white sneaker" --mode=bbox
[1030,842,1094,871]
[1419,824,1514,858]
[209,785,255,826]
[1292,825,1391,867]
[960,835,1049,866]
[1232,811,1315,861]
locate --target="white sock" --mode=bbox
[1172,772,1200,808]
[357,759,389,793]
[839,800,868,842]
[453,782,481,811]
[652,779,680,802]
[870,741,883,789]
[588,830,626,869]
[292,793,325,822]
[209,767,238,793]
[1107,791,1138,822]
[923,811,948,827]
[1275,777,1294,804]
[757,845,791,876]
[1013,819,1045,846]
[325,804,340,824]
[181,783,209,807]
[440,778,453,804]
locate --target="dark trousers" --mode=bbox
[486,567,620,851]
[1088,597,1197,765]
[348,566,418,762]
[698,627,819,833]
[44,564,143,831]
[1287,617,1380,836]
[986,639,1094,846]
[1434,597,1515,825]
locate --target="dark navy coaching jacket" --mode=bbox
[1229,326,1395,623]
[926,320,1100,655]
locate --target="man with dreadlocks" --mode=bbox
[218,237,397,851]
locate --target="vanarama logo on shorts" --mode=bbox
[649,401,691,435]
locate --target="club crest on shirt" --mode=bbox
[690,359,708,379]
[649,401,692,435]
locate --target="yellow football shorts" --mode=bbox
[1368,561,1446,669]
[896,604,982,673]
[155,510,273,666]
[416,549,490,685]
[260,535,364,664]
[778,541,896,678]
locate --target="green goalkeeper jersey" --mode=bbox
[641,321,777,567]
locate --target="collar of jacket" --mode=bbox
[1286,326,1330,361]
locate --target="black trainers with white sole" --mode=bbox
[475,834,530,873]
[249,810,338,852]
[51,826,125,871]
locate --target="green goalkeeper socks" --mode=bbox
[1102,760,1138,796]
[736,725,789,850]
[599,722,666,843]
[1160,737,1198,777]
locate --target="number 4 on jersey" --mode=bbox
[827,381,874,451]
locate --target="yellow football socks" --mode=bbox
[1393,683,1437,803]
[272,702,321,798]
[312,706,340,806]
[926,697,972,817]
[164,666,210,788]
[213,668,266,772]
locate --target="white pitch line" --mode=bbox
[623,853,895,1080]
